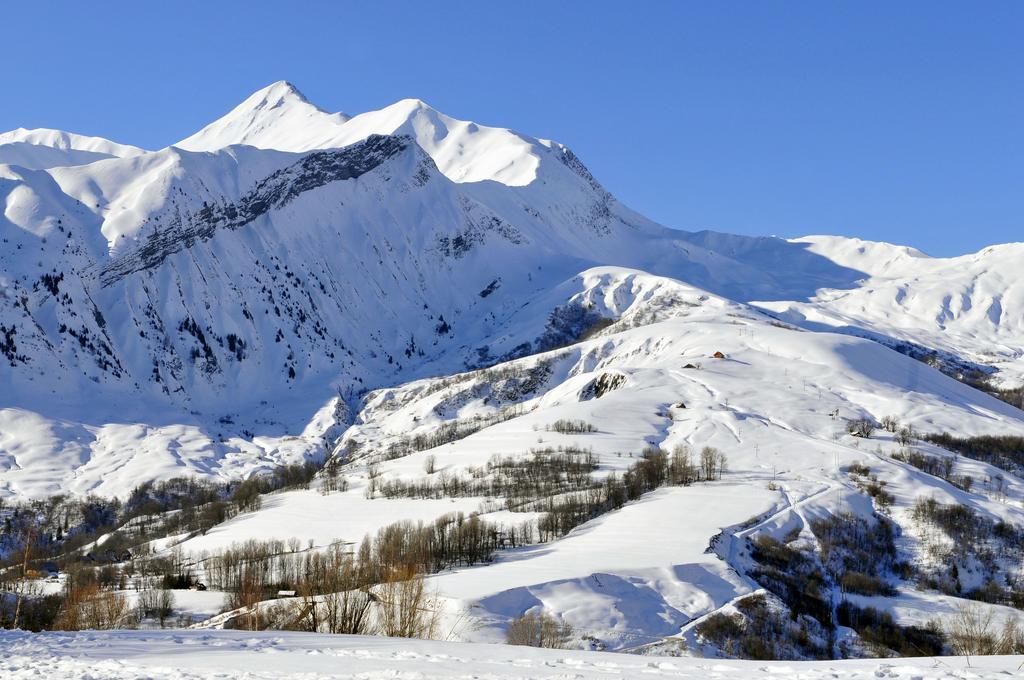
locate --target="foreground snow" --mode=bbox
[1,630,1020,680]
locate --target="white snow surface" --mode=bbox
[757,236,1024,385]
[0,127,146,169]
[1,630,1020,679]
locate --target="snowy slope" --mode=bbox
[756,236,1024,384]
[3,630,1019,679]
[159,274,1023,650]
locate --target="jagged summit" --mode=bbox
[175,82,549,186]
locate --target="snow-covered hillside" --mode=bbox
[161,271,1023,651]
[757,236,1024,385]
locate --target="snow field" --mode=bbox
[1,630,1020,679]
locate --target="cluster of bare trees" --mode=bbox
[375,405,528,462]
[506,610,573,648]
[137,586,175,626]
[545,419,596,434]
[379,444,727,508]
[924,432,1024,476]
[202,517,500,637]
[846,418,877,438]
[535,446,725,541]
[892,449,973,492]
[877,415,917,444]
[376,448,598,504]
[201,538,322,593]
[810,512,900,597]
[320,457,349,494]
[911,497,1023,606]
[374,444,727,545]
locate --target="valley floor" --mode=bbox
[1,630,1021,680]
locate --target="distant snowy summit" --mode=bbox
[0,127,145,169]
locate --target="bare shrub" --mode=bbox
[374,566,441,639]
[506,610,574,648]
[946,602,1024,656]
[54,583,133,631]
[846,461,871,476]
[137,587,175,627]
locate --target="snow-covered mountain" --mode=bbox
[0,81,1020,495]
[2,81,1023,660]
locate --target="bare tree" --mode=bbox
[314,547,373,635]
[12,523,35,629]
[700,447,726,481]
[228,567,267,631]
[881,415,900,433]
[138,587,175,627]
[366,464,381,499]
[895,425,916,446]
[669,445,697,485]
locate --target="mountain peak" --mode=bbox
[173,83,558,186]
[174,81,350,153]
[244,80,312,109]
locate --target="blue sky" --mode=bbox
[3,1,1020,256]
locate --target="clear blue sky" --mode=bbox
[3,1,1021,256]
